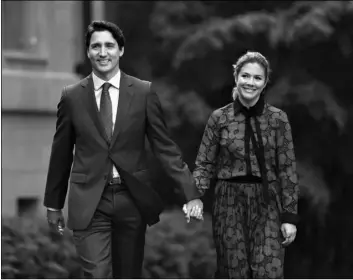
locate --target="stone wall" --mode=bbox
[2,1,85,217]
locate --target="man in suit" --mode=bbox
[44,20,203,279]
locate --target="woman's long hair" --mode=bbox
[232,86,239,101]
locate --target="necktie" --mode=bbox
[100,82,113,141]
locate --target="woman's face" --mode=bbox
[235,62,266,102]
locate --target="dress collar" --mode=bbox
[233,94,265,117]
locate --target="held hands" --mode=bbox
[281,223,297,246]
[182,199,204,223]
[47,209,65,235]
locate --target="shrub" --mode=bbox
[1,217,81,278]
[143,209,216,278]
[1,209,216,278]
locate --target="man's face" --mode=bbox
[87,30,124,80]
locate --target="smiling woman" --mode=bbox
[192,51,300,278]
[232,51,270,105]
[234,62,266,106]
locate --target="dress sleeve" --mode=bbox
[193,111,220,196]
[276,111,300,225]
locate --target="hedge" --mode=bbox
[1,208,216,279]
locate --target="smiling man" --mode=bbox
[43,20,202,278]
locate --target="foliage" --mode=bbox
[153,81,212,130]
[143,209,216,278]
[156,1,353,67]
[1,217,81,279]
[1,210,216,279]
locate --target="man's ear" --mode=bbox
[119,47,124,57]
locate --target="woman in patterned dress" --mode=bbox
[192,51,299,278]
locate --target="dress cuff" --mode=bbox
[281,212,300,225]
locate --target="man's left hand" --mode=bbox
[183,199,203,223]
[47,209,65,235]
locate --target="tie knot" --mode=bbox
[102,82,111,93]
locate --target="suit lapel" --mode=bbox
[81,75,110,144]
[110,72,133,147]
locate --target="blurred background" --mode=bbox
[2,0,353,278]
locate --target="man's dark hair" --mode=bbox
[85,20,125,51]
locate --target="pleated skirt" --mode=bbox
[212,180,285,279]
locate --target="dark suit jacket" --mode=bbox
[44,72,200,230]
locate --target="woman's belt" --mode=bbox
[221,175,270,205]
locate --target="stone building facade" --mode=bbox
[2,1,106,217]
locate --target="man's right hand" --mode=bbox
[47,209,65,235]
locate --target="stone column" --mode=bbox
[91,1,105,21]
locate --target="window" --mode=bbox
[2,1,26,51]
[17,197,39,217]
[2,1,48,68]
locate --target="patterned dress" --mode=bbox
[193,96,299,278]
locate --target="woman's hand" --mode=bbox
[281,223,297,246]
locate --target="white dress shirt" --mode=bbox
[92,71,121,179]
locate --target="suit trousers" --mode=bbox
[72,182,147,278]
